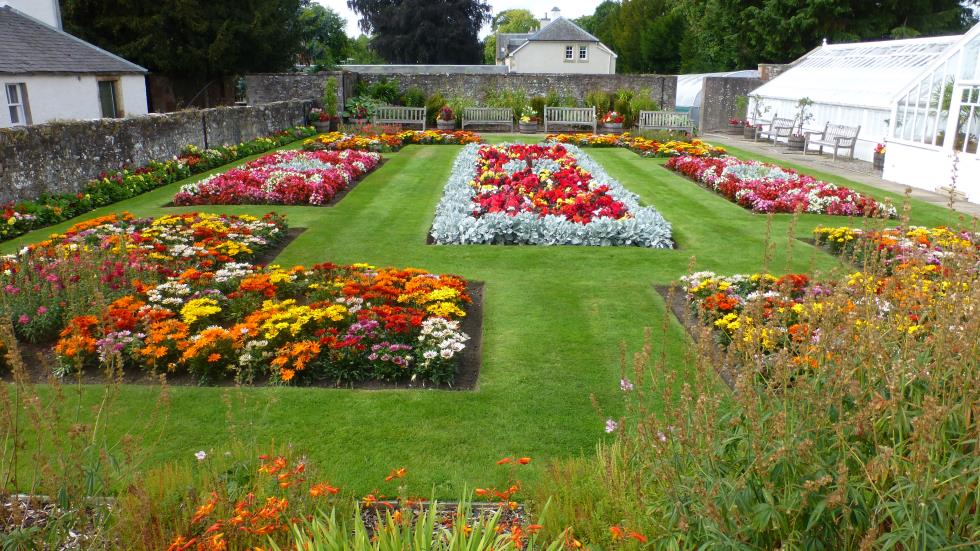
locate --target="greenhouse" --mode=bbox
[748,34,962,162]
[885,22,980,202]
[676,69,759,128]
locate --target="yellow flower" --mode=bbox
[181,298,222,325]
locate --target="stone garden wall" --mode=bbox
[698,76,764,132]
[246,71,677,112]
[0,100,308,204]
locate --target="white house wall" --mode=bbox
[749,96,891,162]
[0,74,148,128]
[883,142,980,203]
[510,42,615,74]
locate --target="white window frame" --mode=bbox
[5,83,30,126]
[579,46,588,61]
[564,45,574,61]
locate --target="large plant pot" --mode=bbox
[786,136,805,151]
[312,121,331,134]
[873,152,885,171]
[519,122,538,134]
[437,119,456,131]
[727,124,744,135]
[351,118,368,127]
[743,126,757,139]
[603,122,624,133]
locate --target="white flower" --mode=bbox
[604,418,618,433]
[195,450,207,461]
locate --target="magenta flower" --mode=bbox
[17,314,29,325]
[605,418,619,433]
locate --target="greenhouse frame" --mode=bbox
[885,22,980,202]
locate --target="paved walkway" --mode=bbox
[703,132,980,219]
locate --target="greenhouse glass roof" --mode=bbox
[751,35,962,110]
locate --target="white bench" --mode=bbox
[372,106,426,130]
[544,106,596,133]
[804,122,861,160]
[462,107,514,132]
[637,111,695,133]
[756,117,794,143]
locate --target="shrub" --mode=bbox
[322,76,338,117]
[400,86,426,107]
[613,97,633,127]
[584,90,612,113]
[367,78,400,104]
[629,89,660,117]
[425,92,446,125]
[530,96,546,120]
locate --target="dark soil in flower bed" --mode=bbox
[3,281,484,391]
[655,284,735,390]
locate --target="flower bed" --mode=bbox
[545,133,727,158]
[172,150,382,206]
[303,130,482,152]
[667,156,897,217]
[813,225,979,271]
[1,213,472,386]
[0,127,316,243]
[429,143,673,248]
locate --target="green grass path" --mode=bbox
[3,135,968,496]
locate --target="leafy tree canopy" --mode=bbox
[297,2,349,67]
[61,0,304,77]
[484,9,540,64]
[347,0,491,64]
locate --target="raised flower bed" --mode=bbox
[304,130,482,153]
[2,212,475,387]
[813,225,979,271]
[666,156,897,217]
[429,143,673,248]
[172,150,382,206]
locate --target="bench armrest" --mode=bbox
[833,136,857,145]
[804,131,825,139]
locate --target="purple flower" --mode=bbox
[604,418,618,434]
[619,378,634,392]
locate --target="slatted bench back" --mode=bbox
[638,111,695,131]
[462,107,515,131]
[825,123,860,144]
[544,106,597,133]
[373,106,426,129]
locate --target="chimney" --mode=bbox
[550,7,561,20]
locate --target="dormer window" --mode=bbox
[565,46,574,60]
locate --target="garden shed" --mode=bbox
[748,34,961,162]
[884,22,980,202]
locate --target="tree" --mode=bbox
[483,9,540,65]
[347,0,491,64]
[297,2,349,67]
[61,0,304,77]
[345,35,386,64]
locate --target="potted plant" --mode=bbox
[873,143,886,171]
[787,97,814,151]
[602,111,625,133]
[519,114,539,133]
[728,118,746,134]
[343,97,374,126]
[321,76,340,131]
[437,105,456,130]
[745,97,770,139]
[731,96,749,133]
[309,108,331,133]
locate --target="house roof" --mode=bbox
[527,17,600,43]
[496,32,533,62]
[750,34,960,110]
[0,5,147,75]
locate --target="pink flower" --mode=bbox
[17,314,30,325]
[605,418,618,433]
[36,306,48,315]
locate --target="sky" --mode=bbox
[314,0,605,38]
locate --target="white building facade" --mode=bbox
[1,1,148,128]
[884,24,980,202]
[496,8,617,75]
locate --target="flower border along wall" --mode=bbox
[429,143,674,248]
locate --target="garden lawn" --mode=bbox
[2,135,969,497]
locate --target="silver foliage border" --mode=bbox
[429,143,674,248]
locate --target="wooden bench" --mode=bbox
[372,106,426,130]
[804,122,861,160]
[637,111,695,133]
[462,107,514,132]
[544,106,596,133]
[756,117,794,144]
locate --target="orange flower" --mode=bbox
[497,457,513,465]
[610,525,625,541]
[628,531,648,543]
[384,467,407,482]
[518,457,531,465]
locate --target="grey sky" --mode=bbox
[313,0,605,38]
